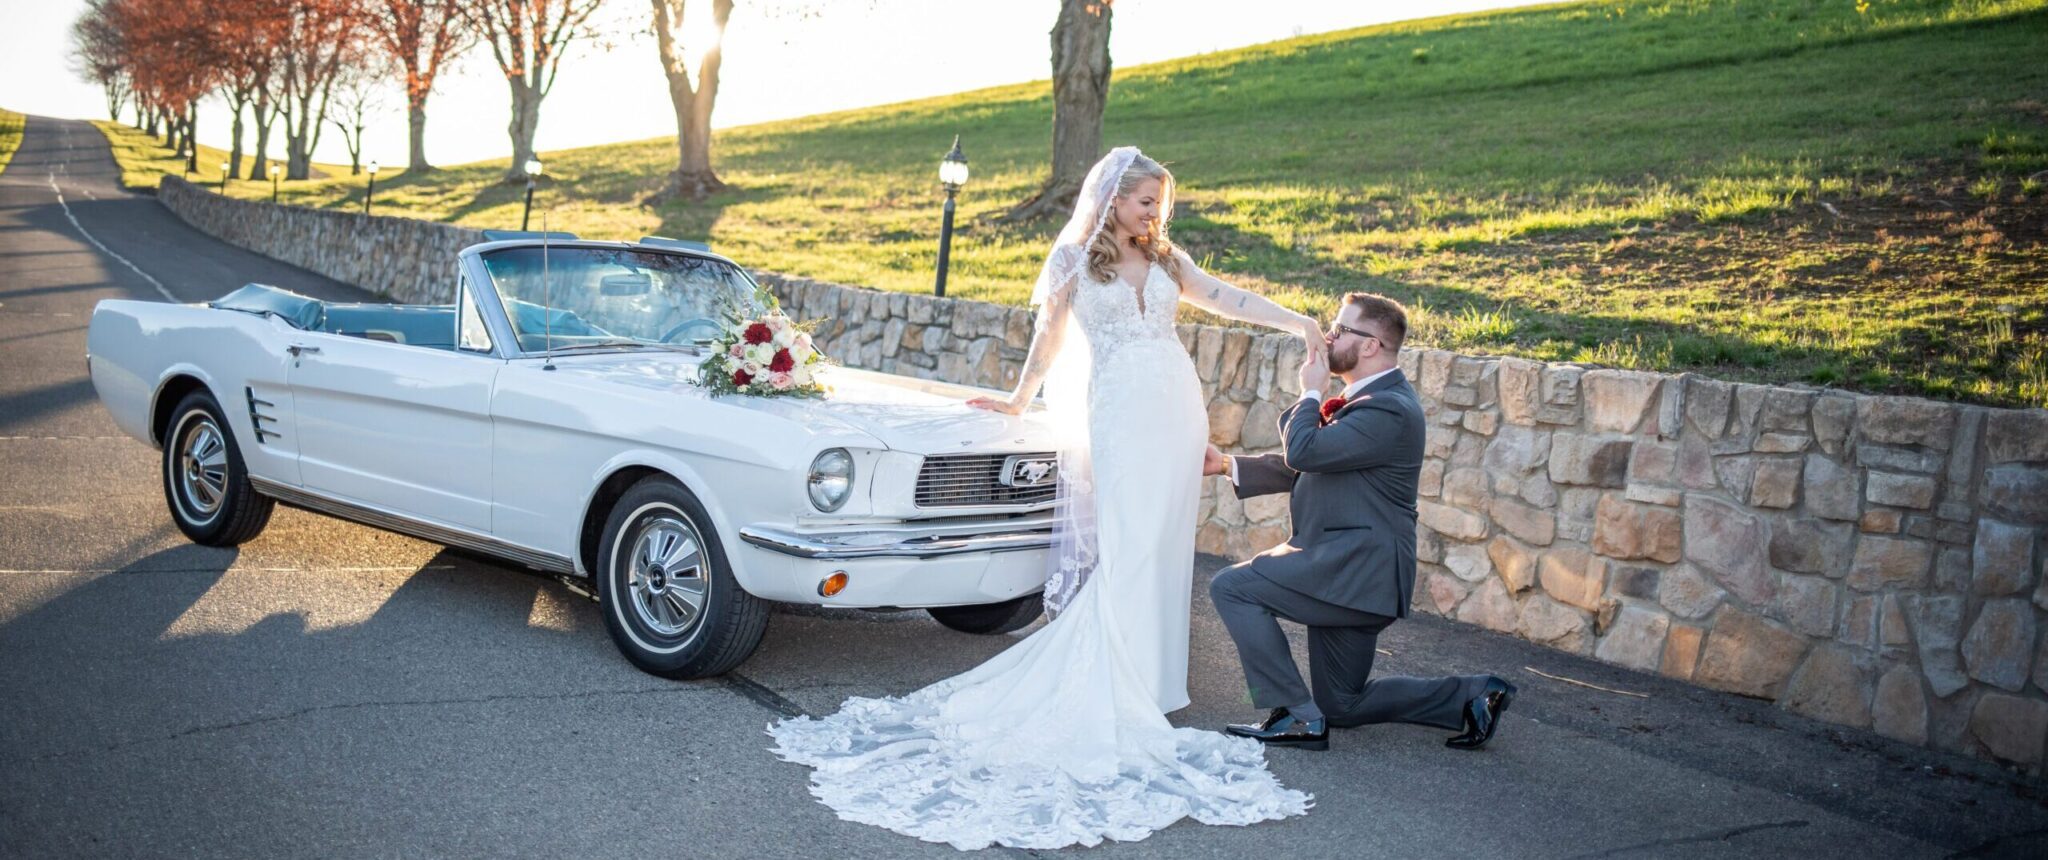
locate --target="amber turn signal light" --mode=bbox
[818,571,849,597]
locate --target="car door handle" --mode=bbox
[287,345,321,357]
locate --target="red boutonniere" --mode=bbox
[1319,396,1348,425]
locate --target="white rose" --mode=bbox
[743,342,775,366]
[791,365,813,386]
[773,325,797,348]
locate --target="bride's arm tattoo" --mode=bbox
[1176,249,1312,330]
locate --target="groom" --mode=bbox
[1202,292,1514,752]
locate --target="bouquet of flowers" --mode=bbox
[696,287,830,397]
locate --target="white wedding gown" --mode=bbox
[769,255,1313,851]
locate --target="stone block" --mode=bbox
[1962,598,2037,692]
[1519,473,1560,508]
[1686,377,1732,437]
[1595,605,1671,672]
[1782,646,1871,729]
[1769,518,1855,577]
[1538,547,1605,610]
[1609,564,1661,600]
[1417,527,1444,564]
[1984,408,2048,464]
[1584,370,1662,434]
[1592,494,1682,563]
[1872,664,1929,745]
[1858,445,1946,474]
[1442,467,1491,513]
[1425,425,1457,459]
[1517,595,1591,654]
[1657,376,1684,439]
[1484,425,1551,475]
[1424,571,1472,616]
[1866,471,1938,510]
[1860,510,1903,534]
[1859,396,1958,449]
[1240,400,1283,450]
[1456,578,1519,632]
[1628,440,1678,484]
[1754,433,1811,454]
[1684,495,1773,606]
[1559,488,1601,543]
[1749,458,1803,509]
[1419,460,1444,498]
[1497,358,1542,426]
[1491,496,1556,547]
[1695,609,1812,700]
[1973,520,2035,596]
[1677,436,1718,491]
[1970,693,2048,767]
[1462,409,1500,436]
[1906,595,1969,697]
[1760,388,1817,433]
[1487,535,1538,593]
[1935,546,1971,592]
[1445,541,1493,583]
[1663,624,1706,680]
[1984,465,2048,522]
[1803,455,1861,521]
[1848,536,1932,592]
[1549,434,1632,487]
[1207,397,1248,447]
[1418,501,1488,541]
[1715,455,1758,503]
[1658,563,1726,620]
[1812,393,1856,454]
[1535,366,1584,426]
[1626,485,1683,507]
[1770,572,1840,638]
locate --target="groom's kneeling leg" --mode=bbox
[1209,565,1312,710]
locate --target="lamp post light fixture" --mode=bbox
[933,135,970,297]
[270,161,280,203]
[521,159,544,231]
[363,160,380,215]
[219,162,230,194]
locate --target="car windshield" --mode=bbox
[478,246,760,353]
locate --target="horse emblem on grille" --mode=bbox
[1000,455,1058,487]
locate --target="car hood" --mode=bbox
[545,353,1061,455]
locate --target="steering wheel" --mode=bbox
[660,317,724,344]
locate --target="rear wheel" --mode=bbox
[161,390,273,546]
[596,477,767,679]
[928,593,1044,635]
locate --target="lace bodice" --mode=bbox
[1071,264,1182,359]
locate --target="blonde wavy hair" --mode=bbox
[1085,154,1182,285]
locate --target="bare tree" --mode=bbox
[218,0,291,179]
[456,0,608,182]
[1006,0,1113,221]
[364,0,471,171]
[647,0,731,201]
[70,1,131,122]
[327,61,391,175]
[277,0,366,180]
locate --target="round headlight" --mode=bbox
[807,448,855,512]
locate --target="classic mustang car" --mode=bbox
[86,234,1063,678]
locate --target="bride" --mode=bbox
[768,147,1323,850]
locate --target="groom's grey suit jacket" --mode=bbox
[1231,368,1425,619]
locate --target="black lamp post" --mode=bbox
[362,160,379,215]
[218,161,230,194]
[270,161,280,203]
[179,148,192,179]
[933,136,970,297]
[521,159,543,231]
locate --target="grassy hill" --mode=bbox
[0,109,23,174]
[109,0,2048,405]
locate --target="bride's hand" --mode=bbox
[967,395,1025,415]
[1297,316,1324,348]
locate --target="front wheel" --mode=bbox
[161,390,273,546]
[596,477,767,679]
[928,593,1044,635]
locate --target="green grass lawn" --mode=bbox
[101,0,2048,406]
[93,119,347,192]
[0,109,24,175]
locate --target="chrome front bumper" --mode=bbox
[738,514,1055,560]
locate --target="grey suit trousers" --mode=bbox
[1210,563,1488,730]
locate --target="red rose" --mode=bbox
[744,322,773,345]
[1319,395,1348,424]
[732,368,753,386]
[769,348,794,373]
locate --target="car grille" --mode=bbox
[915,453,1059,508]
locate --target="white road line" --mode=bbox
[44,167,177,303]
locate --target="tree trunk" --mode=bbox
[407,100,431,172]
[1005,0,1114,221]
[184,106,199,174]
[503,79,543,183]
[649,0,733,202]
[228,98,247,179]
[250,96,275,182]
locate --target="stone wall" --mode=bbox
[157,177,2048,773]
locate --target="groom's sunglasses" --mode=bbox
[1326,322,1380,343]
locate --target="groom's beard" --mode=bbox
[1326,343,1358,375]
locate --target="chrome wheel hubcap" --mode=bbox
[627,515,708,638]
[177,416,228,520]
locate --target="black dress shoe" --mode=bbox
[1446,677,1517,750]
[1225,708,1329,751]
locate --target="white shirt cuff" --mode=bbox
[1225,456,1239,486]
[1300,390,1322,403]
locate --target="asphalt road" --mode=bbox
[2,114,2044,859]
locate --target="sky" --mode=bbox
[0,0,1529,169]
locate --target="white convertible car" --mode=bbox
[87,234,1063,678]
